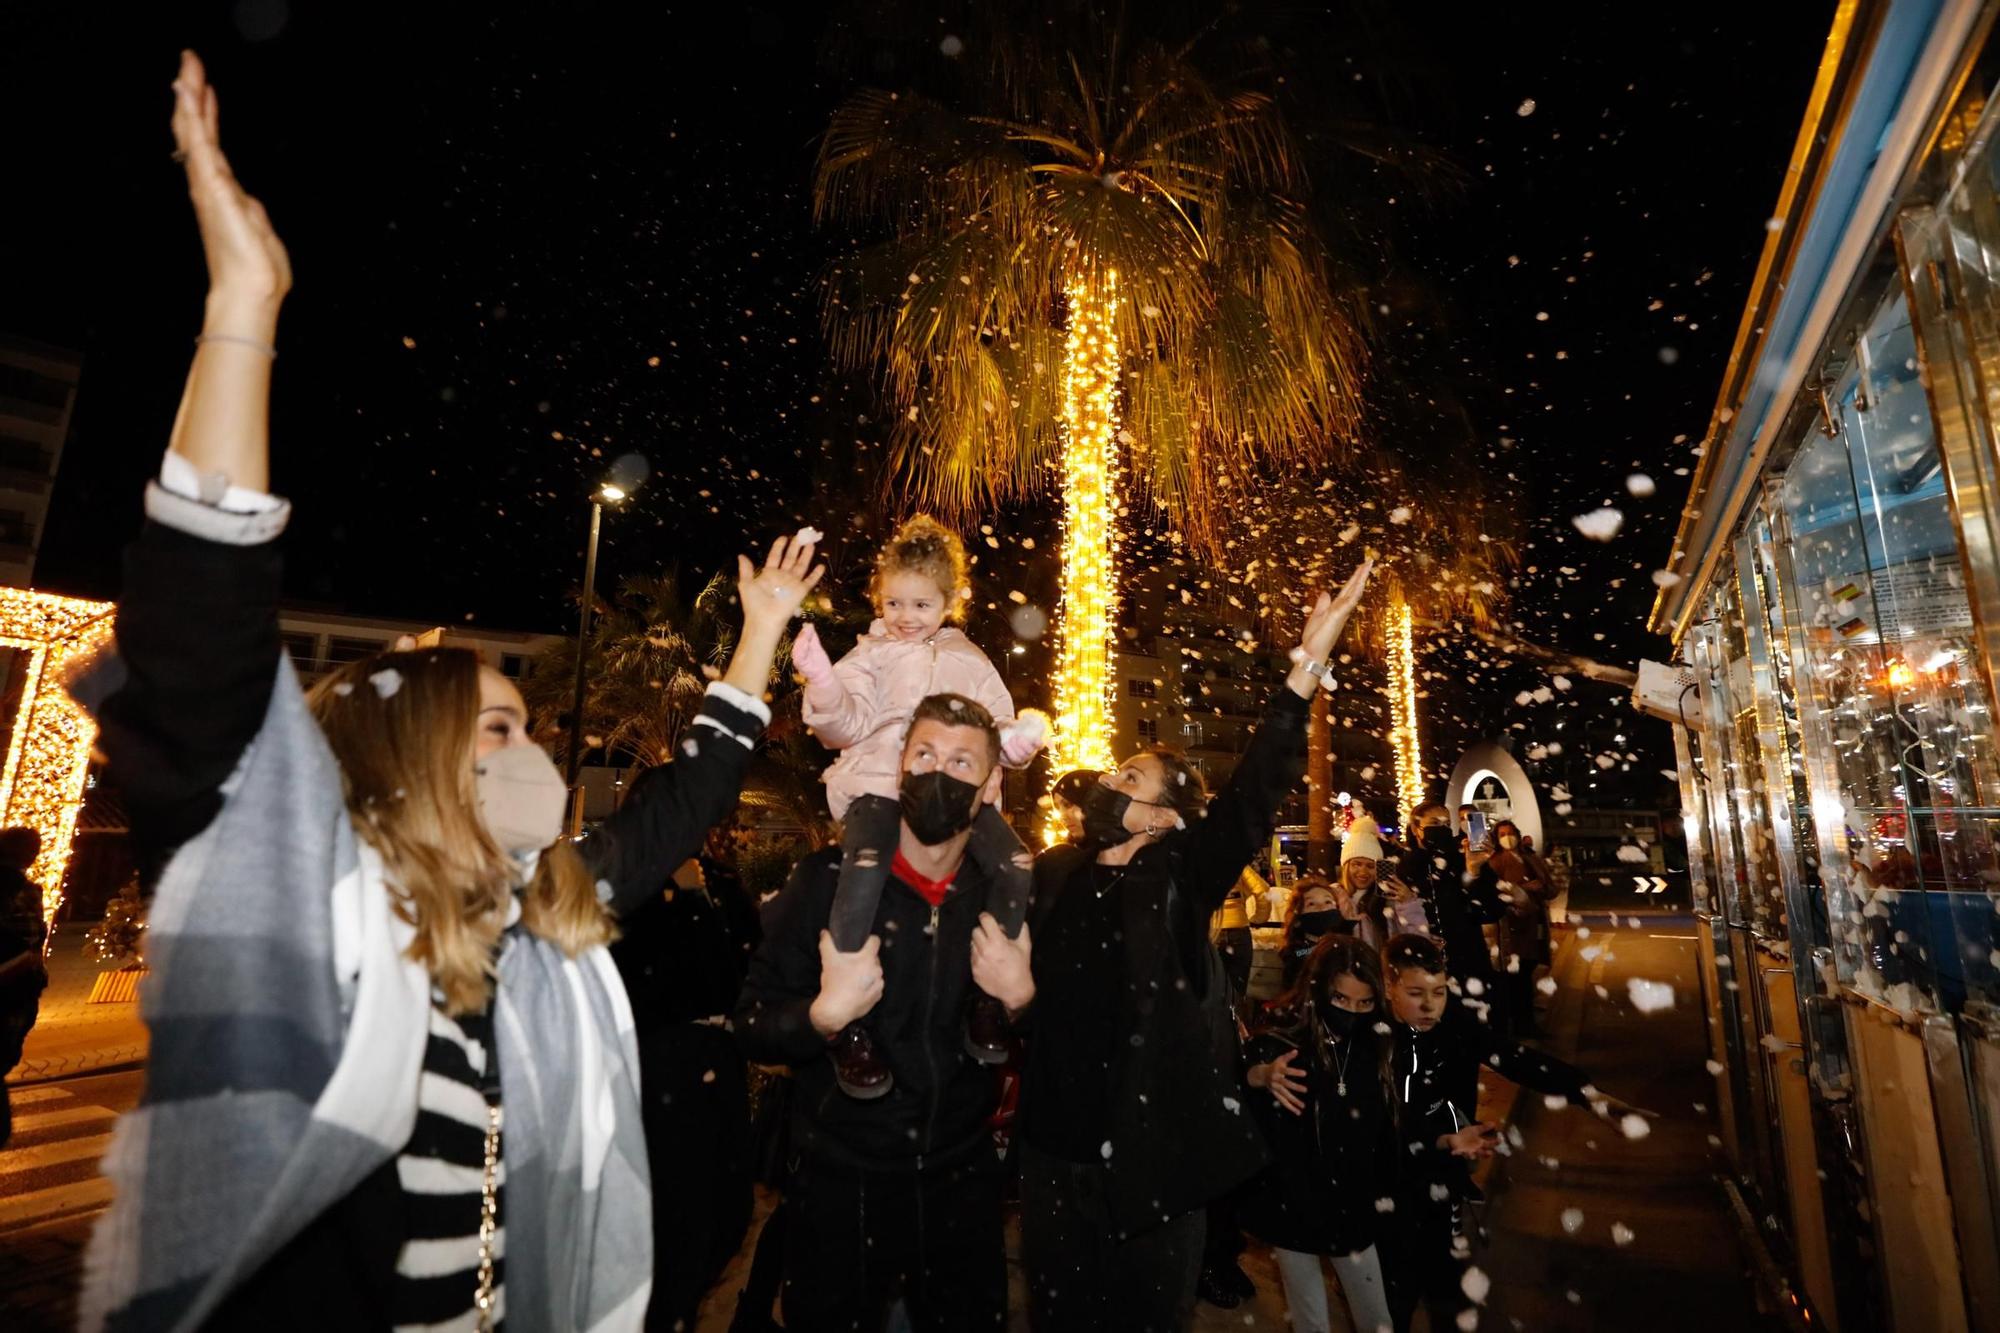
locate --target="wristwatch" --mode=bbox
[1302,658,1335,689]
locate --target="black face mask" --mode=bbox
[1082,782,1162,848]
[899,770,981,846]
[1317,1004,1361,1039]
[1297,908,1341,937]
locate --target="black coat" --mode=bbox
[1390,994,1591,1200]
[735,847,1001,1170]
[1238,1014,1398,1256]
[1403,829,1505,989]
[1023,688,1310,1236]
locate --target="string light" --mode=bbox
[0,589,117,938]
[1386,595,1424,825]
[1047,269,1121,841]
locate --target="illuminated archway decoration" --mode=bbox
[0,587,117,934]
[1446,742,1544,850]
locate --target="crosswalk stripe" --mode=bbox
[0,1176,115,1230]
[7,1103,117,1137]
[0,1131,113,1178]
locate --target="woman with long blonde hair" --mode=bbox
[73,53,821,1332]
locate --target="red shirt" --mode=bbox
[891,848,959,907]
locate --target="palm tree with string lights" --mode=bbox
[811,10,1374,788]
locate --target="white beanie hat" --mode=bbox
[1340,815,1384,866]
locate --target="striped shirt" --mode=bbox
[392,1000,504,1331]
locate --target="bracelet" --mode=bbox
[195,333,277,359]
[1302,658,1336,689]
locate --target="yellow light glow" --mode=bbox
[0,588,117,939]
[1385,596,1424,826]
[1046,270,1121,844]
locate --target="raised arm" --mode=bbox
[792,624,879,749]
[1178,561,1374,908]
[82,53,296,883]
[581,536,822,914]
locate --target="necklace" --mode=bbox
[1332,1038,1353,1098]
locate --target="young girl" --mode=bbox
[1241,935,1399,1333]
[75,54,821,1331]
[789,517,1044,1097]
[1334,816,1392,953]
[1279,877,1342,987]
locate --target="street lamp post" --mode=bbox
[566,484,625,833]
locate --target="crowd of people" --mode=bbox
[27,53,1644,1333]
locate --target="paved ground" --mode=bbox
[6,925,147,1087]
[0,917,1763,1332]
[0,1068,143,1330]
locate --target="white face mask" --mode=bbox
[1499,835,1520,850]
[475,744,569,856]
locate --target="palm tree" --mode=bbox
[524,571,738,773]
[813,7,1371,778]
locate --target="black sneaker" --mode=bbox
[832,1022,893,1100]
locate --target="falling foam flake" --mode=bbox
[1389,506,1413,525]
[795,525,824,545]
[1572,508,1625,541]
[1461,1267,1491,1305]
[1627,978,1676,1013]
[1626,473,1657,497]
[1612,1222,1636,1247]
[1620,1114,1652,1141]
[1517,98,1537,116]
[369,669,404,699]
[1560,1207,1585,1235]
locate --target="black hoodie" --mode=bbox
[735,847,1001,1170]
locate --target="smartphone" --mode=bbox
[1464,811,1489,846]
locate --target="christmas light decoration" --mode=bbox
[0,588,117,936]
[1385,595,1424,824]
[1046,270,1121,841]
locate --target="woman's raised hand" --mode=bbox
[1286,558,1374,697]
[737,534,825,635]
[172,51,290,313]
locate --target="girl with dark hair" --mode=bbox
[1240,934,1398,1333]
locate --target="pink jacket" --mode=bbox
[803,621,1016,819]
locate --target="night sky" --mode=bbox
[2,1,1831,812]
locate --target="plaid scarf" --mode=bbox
[76,660,651,1331]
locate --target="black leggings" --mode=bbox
[828,795,1033,952]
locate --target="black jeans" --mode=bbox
[830,796,1033,952]
[1020,1142,1205,1332]
[1384,1193,1472,1333]
[779,1152,1006,1332]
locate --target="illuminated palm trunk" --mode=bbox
[1386,594,1424,825]
[1050,271,1121,804]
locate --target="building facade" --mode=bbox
[1650,4,2000,1328]
[0,335,81,586]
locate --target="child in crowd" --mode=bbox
[1241,934,1400,1333]
[789,516,1046,1097]
[1380,933,1603,1331]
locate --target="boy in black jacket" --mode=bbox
[734,693,1035,1333]
[1382,934,1600,1332]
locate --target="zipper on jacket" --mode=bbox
[918,900,943,1165]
